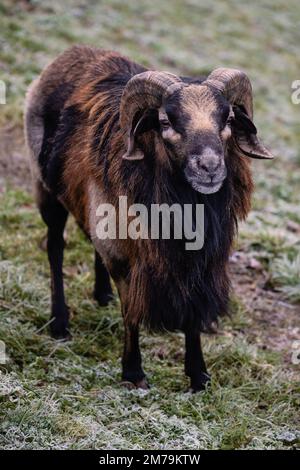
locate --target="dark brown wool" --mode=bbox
[25,45,273,390]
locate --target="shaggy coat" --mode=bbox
[25,46,272,391]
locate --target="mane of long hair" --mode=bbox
[120,136,253,332]
[84,67,254,332]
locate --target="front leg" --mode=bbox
[122,321,148,389]
[184,330,211,392]
[112,271,148,390]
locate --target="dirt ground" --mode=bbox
[230,253,300,367]
[1,128,299,370]
[0,127,32,192]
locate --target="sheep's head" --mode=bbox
[120,68,273,195]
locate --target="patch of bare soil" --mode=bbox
[0,126,32,192]
[230,252,300,369]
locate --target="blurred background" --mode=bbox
[0,0,299,450]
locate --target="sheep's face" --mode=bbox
[122,74,273,192]
[160,85,232,195]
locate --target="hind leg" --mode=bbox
[37,183,70,339]
[93,250,113,306]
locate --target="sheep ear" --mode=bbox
[122,109,159,160]
[122,135,144,160]
[232,106,274,160]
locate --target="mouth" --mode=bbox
[184,167,227,195]
[191,180,224,194]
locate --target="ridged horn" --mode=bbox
[203,67,253,119]
[120,71,184,132]
[204,68,273,159]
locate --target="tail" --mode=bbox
[24,77,45,181]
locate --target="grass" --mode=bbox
[271,254,300,302]
[0,0,300,450]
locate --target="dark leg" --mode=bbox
[121,320,148,389]
[93,251,113,306]
[38,187,69,339]
[184,330,211,392]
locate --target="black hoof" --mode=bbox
[135,378,150,390]
[94,291,114,307]
[50,321,71,341]
[121,378,150,390]
[51,331,72,341]
[188,372,211,393]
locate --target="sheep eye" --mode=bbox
[222,118,232,131]
[225,112,235,128]
[160,120,170,130]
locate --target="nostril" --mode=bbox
[200,162,220,175]
[200,164,209,172]
[211,163,220,173]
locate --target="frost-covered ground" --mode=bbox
[0,0,299,449]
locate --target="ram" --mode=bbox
[25,46,273,391]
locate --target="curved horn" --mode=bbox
[120,71,183,131]
[204,68,273,160]
[203,68,253,119]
